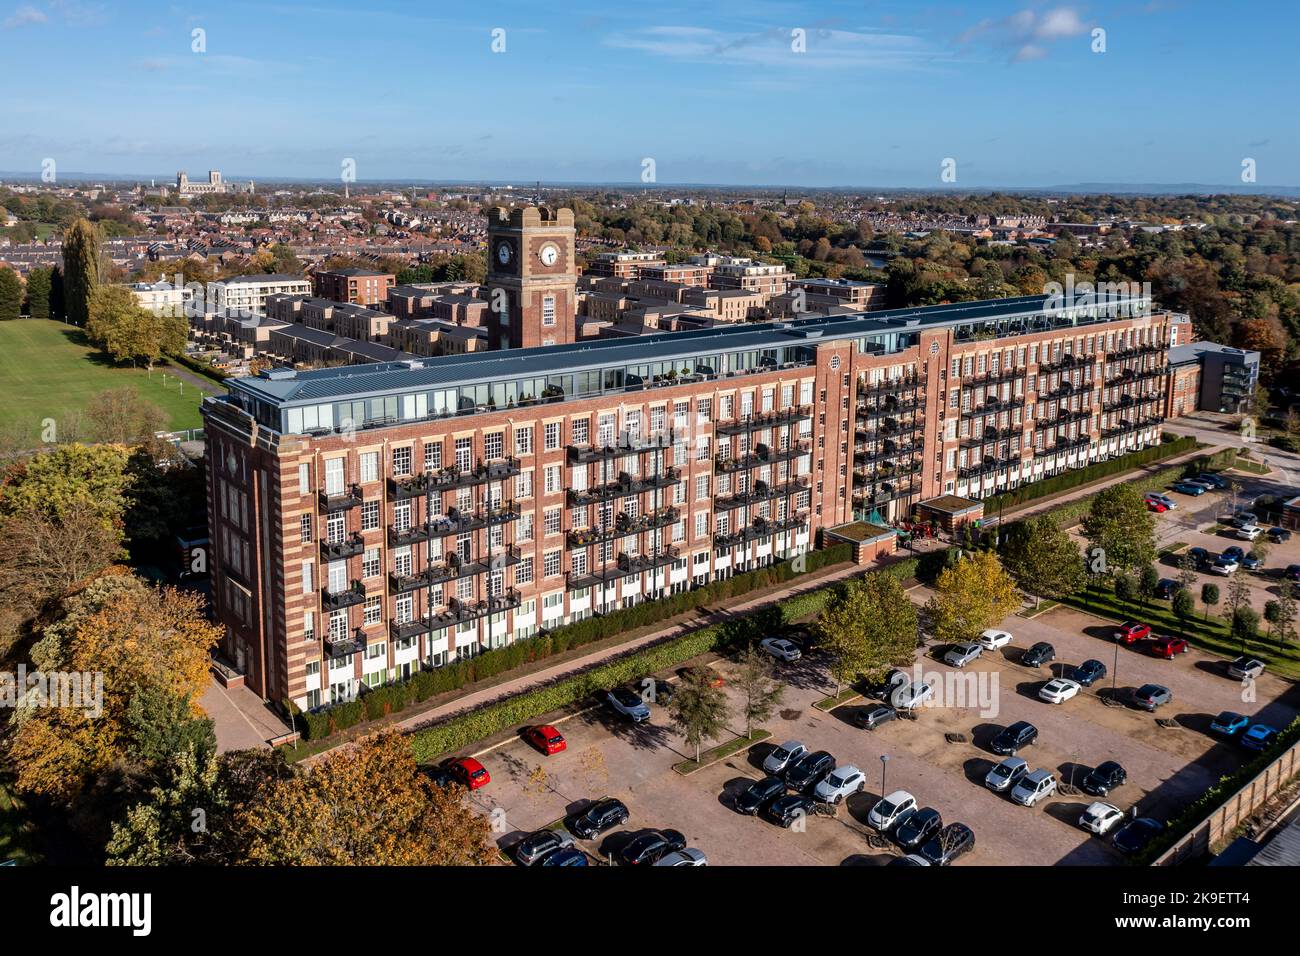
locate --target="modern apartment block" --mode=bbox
[202,293,1171,709]
[313,268,396,308]
[207,273,311,317]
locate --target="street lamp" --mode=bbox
[879,754,890,798]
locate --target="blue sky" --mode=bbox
[1,0,1297,187]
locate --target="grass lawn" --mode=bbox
[1061,589,1300,681]
[0,318,219,442]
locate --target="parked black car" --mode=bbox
[990,721,1038,755]
[616,829,686,866]
[783,750,835,791]
[1072,659,1107,687]
[856,704,898,731]
[895,807,943,850]
[568,798,629,839]
[1187,546,1211,570]
[918,823,975,865]
[423,764,458,789]
[1113,817,1164,855]
[765,793,816,829]
[1082,761,1128,797]
[1021,642,1055,667]
[1154,578,1179,600]
[734,775,787,815]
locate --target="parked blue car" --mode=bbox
[1241,724,1280,752]
[1209,711,1249,737]
[1072,659,1107,687]
[1171,481,1207,496]
[540,848,589,866]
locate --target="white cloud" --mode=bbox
[604,25,943,71]
[3,4,48,28]
[956,6,1092,63]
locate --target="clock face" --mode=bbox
[539,243,559,267]
[496,241,512,265]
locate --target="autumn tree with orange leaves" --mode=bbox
[237,733,495,866]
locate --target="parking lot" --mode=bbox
[458,591,1298,867]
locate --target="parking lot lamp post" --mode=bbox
[1110,635,1120,697]
[879,754,889,798]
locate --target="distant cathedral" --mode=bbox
[175,169,254,196]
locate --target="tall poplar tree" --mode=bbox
[61,218,101,327]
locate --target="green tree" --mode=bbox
[0,265,21,321]
[1201,582,1219,621]
[1176,551,1197,593]
[814,579,873,696]
[124,687,217,776]
[1001,515,1085,607]
[1114,572,1136,607]
[1173,588,1196,632]
[86,285,187,368]
[1270,585,1296,648]
[1081,484,1157,577]
[62,217,101,327]
[1138,565,1160,606]
[667,666,730,762]
[24,265,52,320]
[925,550,1021,645]
[1230,606,1260,648]
[734,644,784,739]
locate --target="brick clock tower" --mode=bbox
[485,205,577,349]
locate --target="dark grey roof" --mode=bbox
[230,293,1149,407]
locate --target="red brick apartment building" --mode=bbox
[203,293,1172,709]
[313,268,396,307]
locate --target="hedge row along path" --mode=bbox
[298,538,949,767]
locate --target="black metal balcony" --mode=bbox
[321,581,366,610]
[319,484,363,511]
[388,546,521,593]
[857,374,926,398]
[854,461,923,486]
[1102,393,1162,414]
[957,366,1025,389]
[429,588,522,628]
[566,467,681,507]
[853,479,922,507]
[1034,435,1092,458]
[566,547,681,589]
[1040,379,1094,399]
[567,429,680,464]
[959,457,1023,481]
[959,425,1020,449]
[714,442,811,474]
[389,457,522,499]
[1102,417,1162,440]
[854,444,921,467]
[856,417,925,443]
[1038,353,1092,375]
[319,531,365,561]
[1034,408,1092,431]
[855,399,923,421]
[565,508,680,549]
[713,514,808,549]
[1109,343,1163,362]
[1105,366,1169,387]
[959,396,1025,420]
[325,626,368,659]
[714,405,814,436]
[386,502,520,545]
[714,476,810,511]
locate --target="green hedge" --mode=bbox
[407,545,960,762]
[1136,716,1300,865]
[292,542,854,740]
[168,351,231,383]
[983,434,1200,514]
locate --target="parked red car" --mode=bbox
[1114,622,1151,645]
[450,757,491,790]
[523,724,567,756]
[1145,500,1168,513]
[1149,636,1189,659]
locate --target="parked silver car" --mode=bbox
[762,740,807,775]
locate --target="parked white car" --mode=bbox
[943,642,983,668]
[1228,657,1266,680]
[977,629,1013,651]
[1079,802,1125,836]
[1038,678,1082,705]
[1235,525,1262,542]
[652,848,708,866]
[868,789,917,831]
[1010,769,1058,807]
[762,740,807,775]
[814,764,867,804]
[892,680,936,712]
[759,637,802,662]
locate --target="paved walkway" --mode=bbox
[201,677,292,752]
